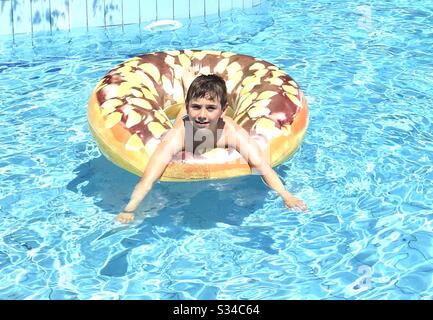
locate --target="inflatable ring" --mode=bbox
[87,50,308,181]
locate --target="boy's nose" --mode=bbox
[198,109,207,120]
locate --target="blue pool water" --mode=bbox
[1,0,433,299]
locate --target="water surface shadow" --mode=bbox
[67,155,272,230]
[68,156,282,277]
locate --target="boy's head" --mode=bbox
[185,74,228,129]
[186,74,228,110]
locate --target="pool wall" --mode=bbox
[0,0,262,36]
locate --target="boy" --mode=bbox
[117,74,307,223]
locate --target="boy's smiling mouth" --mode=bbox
[195,120,210,127]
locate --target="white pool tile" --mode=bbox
[218,0,232,14]
[157,0,173,20]
[232,0,244,10]
[244,0,253,9]
[189,0,204,20]
[87,0,105,27]
[0,0,12,35]
[173,0,189,20]
[123,0,140,25]
[12,0,32,34]
[140,0,157,23]
[205,0,218,17]
[50,0,70,31]
[69,0,87,30]
[105,0,122,26]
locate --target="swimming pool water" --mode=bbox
[1,0,433,299]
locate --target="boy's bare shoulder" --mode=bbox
[222,116,248,136]
[160,123,185,151]
[163,122,184,137]
[222,116,239,131]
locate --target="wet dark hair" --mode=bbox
[185,74,228,110]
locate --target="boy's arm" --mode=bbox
[227,122,307,212]
[117,128,183,223]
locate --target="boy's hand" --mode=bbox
[116,211,135,223]
[283,194,308,212]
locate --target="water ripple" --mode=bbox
[1,0,433,299]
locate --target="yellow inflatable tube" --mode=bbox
[87,50,309,181]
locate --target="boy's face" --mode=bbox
[187,96,224,130]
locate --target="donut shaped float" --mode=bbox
[87,50,308,181]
